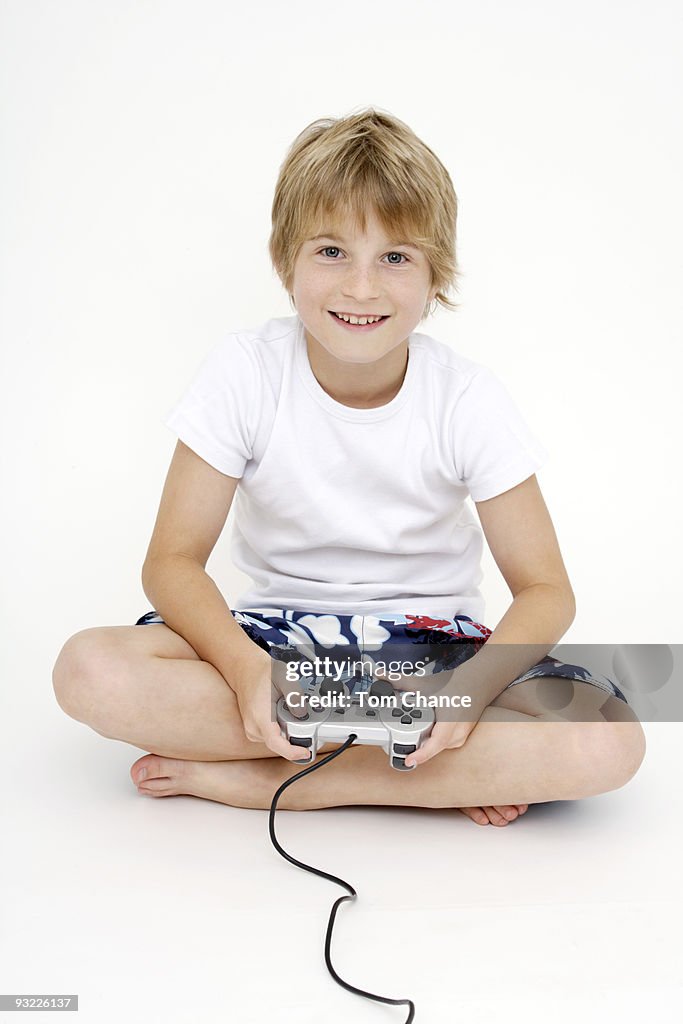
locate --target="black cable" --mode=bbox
[268,734,416,1023]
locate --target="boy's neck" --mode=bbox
[304,330,409,409]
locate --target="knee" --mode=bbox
[52,628,121,722]
[579,719,647,794]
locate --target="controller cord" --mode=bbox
[268,735,416,1023]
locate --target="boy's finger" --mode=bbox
[405,735,443,768]
[266,718,313,762]
[290,747,313,763]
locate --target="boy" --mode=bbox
[52,108,645,826]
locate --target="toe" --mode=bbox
[493,805,519,821]
[459,807,489,825]
[130,753,157,784]
[130,753,179,787]
[458,804,530,827]
[137,777,175,796]
[130,756,145,783]
[483,806,510,826]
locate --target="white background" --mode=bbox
[1,1,681,1022]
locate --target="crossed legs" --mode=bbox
[51,624,646,818]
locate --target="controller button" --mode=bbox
[392,756,411,770]
[365,710,377,717]
[394,743,417,755]
[334,707,346,714]
[320,678,345,696]
[401,715,412,724]
[290,736,312,747]
[369,679,394,698]
[410,710,422,719]
[392,708,403,717]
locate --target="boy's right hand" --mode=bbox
[230,650,313,763]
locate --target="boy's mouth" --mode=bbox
[328,311,390,331]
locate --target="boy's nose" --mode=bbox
[341,267,381,294]
[341,287,382,306]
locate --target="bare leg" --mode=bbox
[129,702,644,818]
[52,625,304,761]
[53,626,645,824]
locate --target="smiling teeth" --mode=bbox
[334,312,384,325]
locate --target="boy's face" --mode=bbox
[291,207,437,366]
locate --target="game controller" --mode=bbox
[276,678,435,771]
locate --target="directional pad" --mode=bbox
[400,715,412,724]
[410,709,422,719]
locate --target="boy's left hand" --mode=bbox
[404,703,486,768]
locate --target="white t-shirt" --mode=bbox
[164,314,549,622]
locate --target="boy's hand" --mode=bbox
[403,693,488,768]
[403,717,478,768]
[230,651,312,763]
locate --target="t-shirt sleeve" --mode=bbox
[163,334,260,478]
[452,366,550,502]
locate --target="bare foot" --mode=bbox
[458,804,529,826]
[131,755,531,822]
[130,753,277,809]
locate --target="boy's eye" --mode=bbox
[318,246,409,265]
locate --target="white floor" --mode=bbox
[4,702,681,1024]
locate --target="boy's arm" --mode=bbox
[142,554,264,689]
[442,474,576,707]
[141,440,262,689]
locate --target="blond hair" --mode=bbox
[269,107,460,320]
